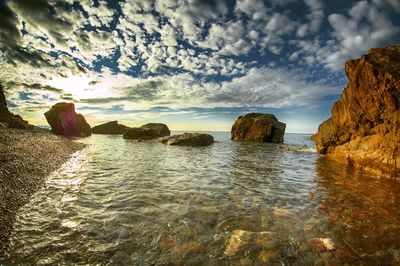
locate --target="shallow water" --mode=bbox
[5,132,400,265]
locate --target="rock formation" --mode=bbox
[123,127,163,140]
[0,82,33,130]
[92,121,129,134]
[160,133,214,146]
[140,123,170,136]
[231,113,286,143]
[313,46,400,178]
[44,102,91,137]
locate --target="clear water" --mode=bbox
[5,132,400,265]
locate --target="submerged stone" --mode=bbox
[224,229,278,257]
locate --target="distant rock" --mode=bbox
[123,127,163,140]
[160,133,214,146]
[312,46,400,178]
[231,113,286,143]
[92,121,129,134]
[0,82,34,130]
[44,102,91,137]
[140,123,170,136]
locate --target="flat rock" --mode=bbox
[44,102,91,137]
[123,127,163,140]
[140,123,170,136]
[92,121,129,134]
[231,113,286,143]
[312,46,400,178]
[160,133,214,146]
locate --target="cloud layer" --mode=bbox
[0,0,399,131]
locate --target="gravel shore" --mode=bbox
[0,129,85,259]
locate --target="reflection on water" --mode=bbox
[5,133,400,265]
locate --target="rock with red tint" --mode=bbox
[44,102,91,137]
[312,46,400,178]
[231,113,286,143]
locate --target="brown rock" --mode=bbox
[0,82,33,130]
[312,46,400,178]
[231,113,286,143]
[160,133,214,146]
[123,127,163,140]
[44,102,91,137]
[92,121,129,134]
[140,123,170,136]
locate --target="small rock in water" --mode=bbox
[160,133,214,146]
[308,237,336,252]
[224,229,277,257]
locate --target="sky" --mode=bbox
[0,0,399,133]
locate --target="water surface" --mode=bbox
[6,132,400,265]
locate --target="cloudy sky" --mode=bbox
[0,0,399,132]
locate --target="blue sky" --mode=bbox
[0,0,399,132]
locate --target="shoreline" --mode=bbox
[0,129,85,259]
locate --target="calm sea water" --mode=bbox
[5,132,400,265]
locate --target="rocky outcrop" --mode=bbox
[92,121,129,134]
[0,83,33,130]
[160,133,214,146]
[313,46,400,178]
[231,113,286,143]
[140,123,170,136]
[123,127,163,140]
[44,102,91,137]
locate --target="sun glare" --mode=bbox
[47,75,115,100]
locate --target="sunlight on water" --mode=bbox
[6,133,400,265]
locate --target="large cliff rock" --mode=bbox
[0,83,33,130]
[44,102,91,137]
[231,113,286,143]
[92,121,129,134]
[313,46,400,178]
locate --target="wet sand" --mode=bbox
[0,129,85,259]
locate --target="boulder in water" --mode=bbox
[160,133,214,146]
[44,102,91,137]
[123,127,163,140]
[312,46,400,178]
[140,123,170,136]
[231,113,286,143]
[92,121,129,134]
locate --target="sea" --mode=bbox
[5,132,400,265]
